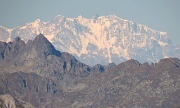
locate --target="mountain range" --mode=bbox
[0,34,180,108]
[0,15,180,66]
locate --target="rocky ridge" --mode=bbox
[0,34,108,78]
[0,35,179,108]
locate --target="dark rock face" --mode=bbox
[0,34,96,79]
[0,72,64,108]
[76,58,180,108]
[30,33,61,57]
[0,37,25,62]
[0,34,180,108]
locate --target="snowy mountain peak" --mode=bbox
[0,15,179,66]
[92,14,100,19]
[105,14,119,19]
[77,15,84,19]
[54,15,66,20]
[35,19,41,22]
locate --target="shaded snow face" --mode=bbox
[0,15,177,66]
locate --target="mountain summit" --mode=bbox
[0,15,179,66]
[30,33,61,57]
[0,34,95,77]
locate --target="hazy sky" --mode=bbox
[0,0,179,44]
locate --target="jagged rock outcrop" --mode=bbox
[0,94,34,108]
[0,34,105,79]
[0,72,64,108]
[0,94,17,108]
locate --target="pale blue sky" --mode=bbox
[0,0,179,44]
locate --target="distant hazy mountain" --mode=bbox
[0,15,180,66]
[0,34,180,108]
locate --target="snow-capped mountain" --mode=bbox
[0,15,179,66]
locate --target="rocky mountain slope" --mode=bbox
[0,34,180,108]
[0,15,179,66]
[0,58,180,108]
[76,58,180,108]
[0,34,109,107]
[0,34,109,79]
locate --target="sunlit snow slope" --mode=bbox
[0,15,179,66]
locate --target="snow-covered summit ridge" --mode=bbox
[0,15,179,66]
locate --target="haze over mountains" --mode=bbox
[0,34,180,108]
[0,15,179,66]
